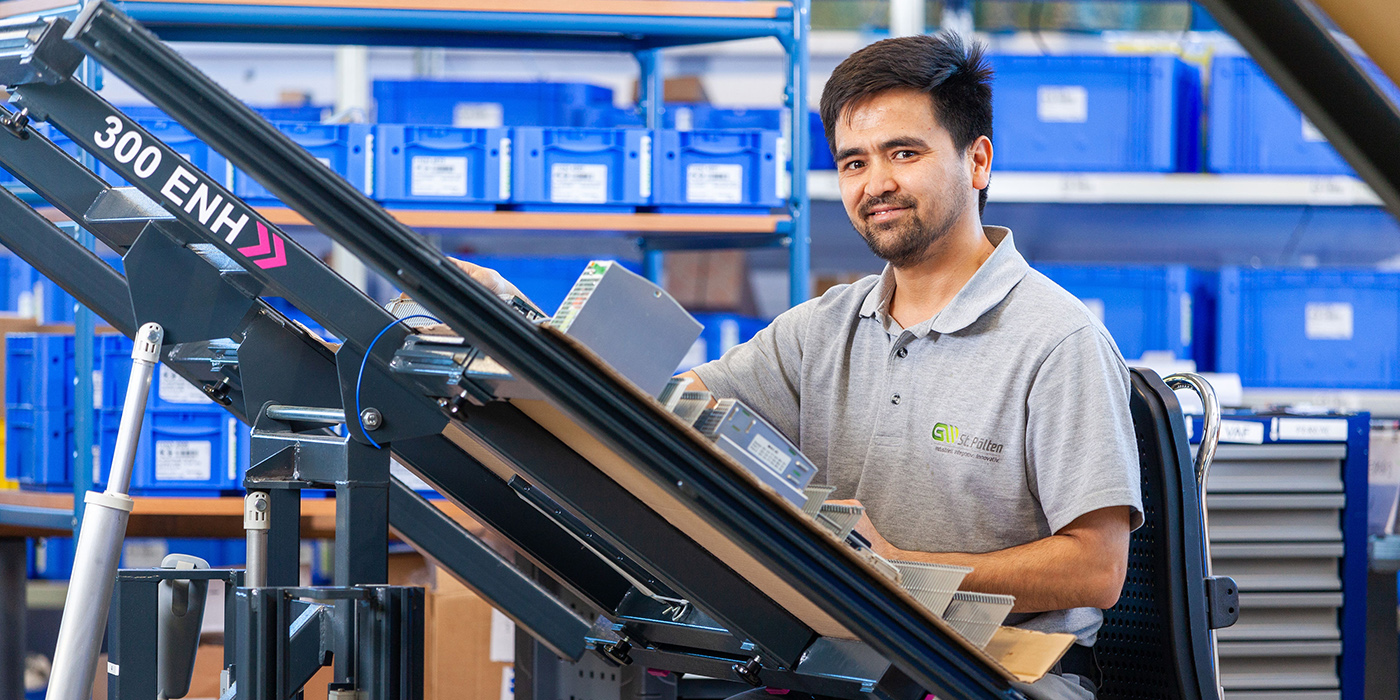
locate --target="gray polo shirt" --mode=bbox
[693,226,1142,645]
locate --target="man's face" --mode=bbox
[833,88,985,268]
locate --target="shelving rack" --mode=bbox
[6,0,811,306]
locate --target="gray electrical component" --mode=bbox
[694,398,818,508]
[550,261,702,398]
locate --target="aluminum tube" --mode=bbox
[105,323,162,493]
[245,530,268,588]
[46,494,132,700]
[265,405,345,424]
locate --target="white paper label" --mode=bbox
[1278,418,1349,442]
[1081,298,1105,323]
[159,365,213,404]
[719,318,741,353]
[500,666,514,700]
[93,370,102,410]
[203,583,226,635]
[227,418,238,481]
[108,662,119,677]
[1180,292,1193,347]
[454,102,504,128]
[1037,85,1089,123]
[498,137,512,200]
[1219,420,1265,444]
[489,609,516,662]
[550,163,608,203]
[155,440,213,481]
[123,539,169,568]
[1305,302,1354,340]
[687,163,744,204]
[410,156,468,197]
[1302,115,1327,143]
[748,433,792,475]
[639,135,651,199]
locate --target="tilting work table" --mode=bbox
[0,5,1072,698]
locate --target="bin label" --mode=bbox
[1219,420,1264,444]
[155,440,213,481]
[159,365,213,404]
[411,156,469,197]
[1278,418,1348,441]
[454,102,504,128]
[1304,302,1353,340]
[551,163,609,203]
[1302,115,1327,143]
[1037,85,1088,123]
[687,163,744,203]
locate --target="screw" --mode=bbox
[360,408,383,431]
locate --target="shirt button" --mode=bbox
[891,393,901,405]
[896,347,908,358]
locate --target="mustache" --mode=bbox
[857,194,918,218]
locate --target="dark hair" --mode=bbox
[819,32,994,214]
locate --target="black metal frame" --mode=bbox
[52,3,1021,697]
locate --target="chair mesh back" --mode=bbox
[1095,430,1180,699]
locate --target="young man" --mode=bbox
[455,33,1140,700]
[680,34,1142,700]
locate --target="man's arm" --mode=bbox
[677,370,708,392]
[836,500,1130,613]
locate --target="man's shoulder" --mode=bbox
[1000,269,1125,356]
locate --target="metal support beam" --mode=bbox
[0,540,25,700]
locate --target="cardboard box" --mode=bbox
[664,250,756,315]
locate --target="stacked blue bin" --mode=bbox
[1036,264,1215,369]
[373,80,614,127]
[1209,56,1400,174]
[1217,267,1400,389]
[987,54,1202,172]
[232,122,371,206]
[654,129,783,212]
[692,313,768,362]
[511,127,651,211]
[373,124,511,210]
[99,334,249,494]
[8,254,124,324]
[6,334,82,490]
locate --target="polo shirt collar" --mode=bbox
[859,226,1029,336]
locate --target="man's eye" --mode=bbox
[842,160,864,171]
[894,150,916,159]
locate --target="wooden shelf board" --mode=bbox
[259,206,788,234]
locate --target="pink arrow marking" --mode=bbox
[237,222,272,258]
[253,231,287,269]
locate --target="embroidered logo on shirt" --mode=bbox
[932,422,1005,456]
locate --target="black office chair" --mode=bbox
[1092,369,1238,700]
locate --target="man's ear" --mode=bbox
[969,135,992,190]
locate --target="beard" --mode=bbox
[854,192,962,268]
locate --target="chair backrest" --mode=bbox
[1094,368,1219,700]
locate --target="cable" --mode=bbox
[356,313,440,449]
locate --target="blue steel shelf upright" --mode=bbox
[100,0,814,308]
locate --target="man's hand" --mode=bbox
[448,258,527,299]
[827,499,898,559]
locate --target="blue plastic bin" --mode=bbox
[97,118,230,188]
[99,409,247,494]
[1218,267,1400,389]
[654,129,783,212]
[6,334,74,409]
[373,80,613,127]
[7,256,122,324]
[99,334,222,412]
[1208,56,1400,174]
[1036,265,1215,369]
[7,406,75,488]
[512,127,650,211]
[30,537,74,580]
[232,122,370,205]
[373,124,510,209]
[810,111,836,170]
[456,256,640,316]
[122,538,241,568]
[988,54,1201,172]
